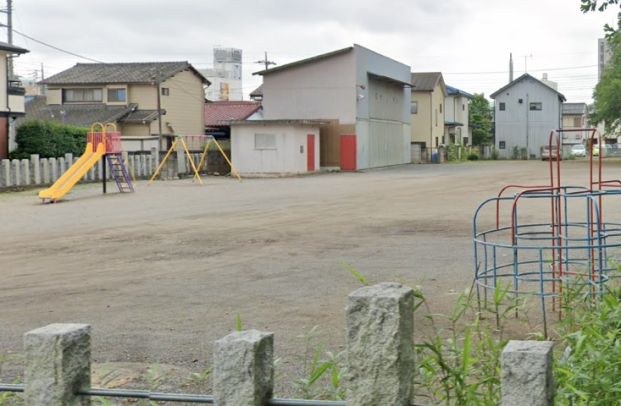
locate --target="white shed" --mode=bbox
[230,119,323,175]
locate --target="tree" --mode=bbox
[581,0,621,34]
[469,93,493,145]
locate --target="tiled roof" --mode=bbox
[204,101,261,127]
[19,96,136,128]
[250,84,263,99]
[120,109,160,124]
[411,72,444,92]
[446,85,474,99]
[490,73,566,101]
[40,61,209,85]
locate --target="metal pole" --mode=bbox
[102,154,106,194]
[6,0,12,79]
[155,69,163,153]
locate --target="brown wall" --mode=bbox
[0,117,8,159]
[319,121,355,167]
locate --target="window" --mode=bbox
[462,103,465,111]
[254,133,276,150]
[435,109,438,127]
[107,88,126,102]
[411,102,418,114]
[530,102,543,111]
[573,117,582,127]
[161,87,170,96]
[499,102,506,111]
[499,141,506,149]
[439,103,442,113]
[62,88,103,102]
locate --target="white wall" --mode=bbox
[231,124,320,174]
[353,45,411,169]
[494,77,562,158]
[261,50,356,123]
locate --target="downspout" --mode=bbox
[429,92,433,148]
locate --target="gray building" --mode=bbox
[254,44,411,170]
[491,73,565,159]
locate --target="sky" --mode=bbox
[7,0,619,103]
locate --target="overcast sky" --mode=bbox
[8,0,618,103]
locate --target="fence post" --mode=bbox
[11,159,20,186]
[21,159,30,185]
[501,340,554,406]
[31,154,41,184]
[1,159,9,187]
[213,330,273,406]
[346,282,414,406]
[24,323,91,406]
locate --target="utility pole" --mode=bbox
[4,0,12,79]
[255,51,276,71]
[153,68,163,152]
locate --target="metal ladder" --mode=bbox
[106,154,134,193]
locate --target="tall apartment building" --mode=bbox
[598,38,612,81]
[200,47,243,101]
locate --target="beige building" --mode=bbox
[410,72,447,154]
[31,62,209,151]
[0,41,29,159]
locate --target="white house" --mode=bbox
[0,41,29,159]
[230,120,322,175]
[491,73,565,159]
[444,85,474,146]
[254,44,412,171]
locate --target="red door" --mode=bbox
[340,135,356,171]
[307,134,315,172]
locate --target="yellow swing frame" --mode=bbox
[196,137,241,182]
[148,135,203,185]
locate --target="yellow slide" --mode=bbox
[39,143,105,203]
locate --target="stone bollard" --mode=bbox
[21,159,30,185]
[49,158,58,182]
[1,159,9,187]
[11,159,20,186]
[346,282,414,406]
[501,340,554,406]
[213,330,274,406]
[41,158,50,184]
[24,323,91,406]
[31,154,41,184]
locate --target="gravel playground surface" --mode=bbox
[1,159,619,396]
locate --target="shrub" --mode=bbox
[467,153,479,161]
[10,120,87,159]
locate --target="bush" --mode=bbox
[10,120,88,159]
[467,153,479,161]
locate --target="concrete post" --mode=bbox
[41,158,50,184]
[213,330,274,406]
[31,154,41,184]
[21,159,30,185]
[24,323,91,406]
[176,140,186,176]
[346,282,414,406]
[11,159,20,186]
[58,157,66,177]
[1,159,10,187]
[501,340,554,406]
[49,158,58,182]
[65,153,73,172]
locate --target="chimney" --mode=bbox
[509,53,514,82]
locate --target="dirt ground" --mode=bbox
[2,159,620,396]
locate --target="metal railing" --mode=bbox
[0,384,346,405]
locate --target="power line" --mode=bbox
[0,24,103,63]
[444,64,598,75]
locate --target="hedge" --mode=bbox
[9,120,88,159]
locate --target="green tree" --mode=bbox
[581,0,621,34]
[590,18,621,134]
[469,93,493,146]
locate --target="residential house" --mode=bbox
[253,44,412,171]
[30,62,209,151]
[444,85,474,146]
[410,72,447,159]
[490,73,565,159]
[204,100,261,138]
[249,84,263,102]
[0,41,29,159]
[561,103,588,145]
